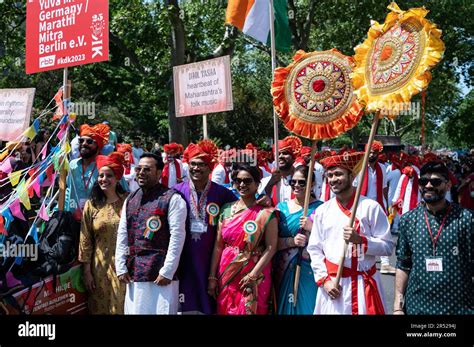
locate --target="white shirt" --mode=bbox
[392,174,421,214]
[162,158,185,188]
[307,196,393,314]
[211,163,230,185]
[386,167,401,205]
[354,162,388,208]
[115,193,187,280]
[132,146,144,165]
[313,162,324,200]
[258,174,293,203]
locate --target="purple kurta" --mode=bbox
[175,181,237,314]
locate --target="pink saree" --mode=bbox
[217,204,274,315]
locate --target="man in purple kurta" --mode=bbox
[175,141,237,314]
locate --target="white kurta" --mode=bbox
[132,147,144,165]
[319,177,335,202]
[259,175,293,203]
[115,193,187,314]
[353,163,388,209]
[307,196,394,314]
[313,162,324,200]
[386,167,401,206]
[162,158,185,188]
[392,174,421,215]
[211,163,230,185]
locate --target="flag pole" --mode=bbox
[58,67,70,212]
[203,114,209,139]
[269,0,279,170]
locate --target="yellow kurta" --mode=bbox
[79,198,126,314]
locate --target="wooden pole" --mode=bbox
[293,140,318,306]
[334,112,380,287]
[203,114,208,139]
[57,68,70,212]
[269,0,279,170]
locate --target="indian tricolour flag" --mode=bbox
[226,0,292,52]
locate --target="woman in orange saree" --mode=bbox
[208,164,278,315]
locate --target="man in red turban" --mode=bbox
[174,140,237,314]
[356,140,395,274]
[307,149,393,315]
[162,142,185,188]
[261,136,303,206]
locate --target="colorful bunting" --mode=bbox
[0,158,13,174]
[0,216,7,235]
[8,171,22,186]
[38,202,50,222]
[17,180,31,211]
[27,224,39,243]
[9,198,26,221]
[1,208,13,230]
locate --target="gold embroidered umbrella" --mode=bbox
[352,2,445,118]
[271,49,364,306]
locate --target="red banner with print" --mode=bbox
[26,0,109,74]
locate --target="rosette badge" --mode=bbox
[352,2,445,118]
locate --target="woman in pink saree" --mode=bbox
[208,164,278,315]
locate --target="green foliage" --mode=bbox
[0,0,471,149]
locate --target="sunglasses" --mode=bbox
[419,177,446,187]
[79,138,95,145]
[134,166,153,173]
[290,179,307,187]
[189,162,207,168]
[233,177,254,186]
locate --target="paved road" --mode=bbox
[377,234,398,314]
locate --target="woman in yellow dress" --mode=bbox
[79,152,127,314]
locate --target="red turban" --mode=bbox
[300,146,312,157]
[183,139,218,169]
[164,142,184,155]
[320,151,365,174]
[365,140,384,153]
[96,152,125,179]
[80,124,110,150]
[274,136,302,157]
[116,143,133,171]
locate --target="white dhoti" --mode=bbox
[124,280,179,314]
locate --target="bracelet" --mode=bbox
[393,309,404,313]
[208,276,218,281]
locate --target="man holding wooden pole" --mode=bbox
[307,150,394,314]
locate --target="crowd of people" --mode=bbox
[0,121,472,315]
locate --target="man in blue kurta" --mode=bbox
[68,123,128,219]
[175,140,237,314]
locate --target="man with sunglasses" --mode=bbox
[67,123,126,220]
[174,140,237,314]
[307,151,393,314]
[394,161,473,315]
[115,152,187,314]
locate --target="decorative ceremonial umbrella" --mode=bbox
[272,49,363,140]
[332,2,445,287]
[272,49,364,306]
[352,2,445,117]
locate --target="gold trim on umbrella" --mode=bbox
[272,49,364,141]
[352,2,445,118]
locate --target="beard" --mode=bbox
[422,188,446,203]
[368,156,377,163]
[80,147,98,159]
